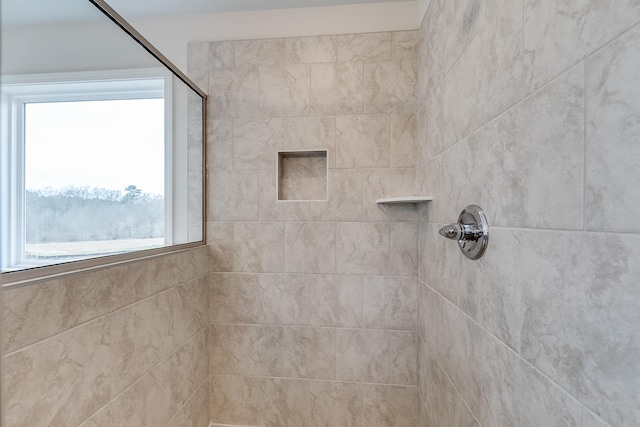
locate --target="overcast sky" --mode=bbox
[25,98,165,196]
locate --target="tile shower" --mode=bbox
[192,31,421,427]
[3,1,640,427]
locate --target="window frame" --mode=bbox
[1,68,173,272]
[0,0,207,289]
[1,68,206,288]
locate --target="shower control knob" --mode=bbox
[438,205,489,260]
[439,224,462,240]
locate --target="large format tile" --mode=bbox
[480,331,582,427]
[83,330,207,427]
[363,277,417,330]
[420,0,486,89]
[5,318,112,427]
[187,41,209,89]
[208,41,235,70]
[3,280,61,354]
[390,113,417,168]
[336,222,389,275]
[285,35,338,64]
[260,64,311,117]
[364,58,417,114]
[336,328,389,383]
[58,260,158,329]
[389,222,418,277]
[515,231,640,426]
[232,118,283,170]
[209,66,260,119]
[206,221,234,272]
[336,114,390,168]
[259,378,363,427]
[392,31,419,59]
[208,169,259,221]
[362,385,419,427]
[436,64,584,230]
[523,0,640,92]
[311,62,364,116]
[210,324,335,380]
[431,0,523,153]
[284,222,336,274]
[210,375,266,426]
[309,169,363,222]
[166,381,210,427]
[389,331,418,386]
[283,116,336,167]
[338,32,392,62]
[234,223,284,273]
[108,294,175,394]
[210,273,309,326]
[206,118,233,172]
[281,327,336,380]
[235,39,285,66]
[585,24,640,232]
[308,275,363,328]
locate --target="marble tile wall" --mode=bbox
[190,30,420,426]
[417,1,640,427]
[2,246,211,427]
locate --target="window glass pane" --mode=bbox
[24,98,165,261]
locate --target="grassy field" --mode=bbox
[26,238,165,258]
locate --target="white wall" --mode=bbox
[130,1,420,70]
[2,2,419,78]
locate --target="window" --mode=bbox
[0,68,203,277]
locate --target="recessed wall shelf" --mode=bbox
[277,149,328,201]
[376,196,433,204]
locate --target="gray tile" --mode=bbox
[363,277,417,331]
[336,328,389,383]
[336,114,390,168]
[311,62,364,116]
[234,222,284,273]
[586,24,640,232]
[338,32,392,62]
[309,169,363,222]
[308,275,363,328]
[362,385,419,426]
[285,36,338,63]
[260,65,311,117]
[437,64,584,230]
[208,170,259,221]
[364,58,418,114]
[523,0,640,92]
[209,66,260,119]
[235,39,285,66]
[233,118,283,170]
[336,222,389,275]
[284,222,336,274]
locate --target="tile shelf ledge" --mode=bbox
[375,196,433,204]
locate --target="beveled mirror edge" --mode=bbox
[0,0,209,289]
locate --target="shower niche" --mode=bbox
[277,149,328,201]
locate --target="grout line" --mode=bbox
[208,372,418,388]
[436,359,482,426]
[81,327,208,425]
[5,274,210,356]
[582,59,587,232]
[164,374,210,427]
[420,279,597,421]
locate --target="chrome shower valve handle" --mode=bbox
[438,205,489,260]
